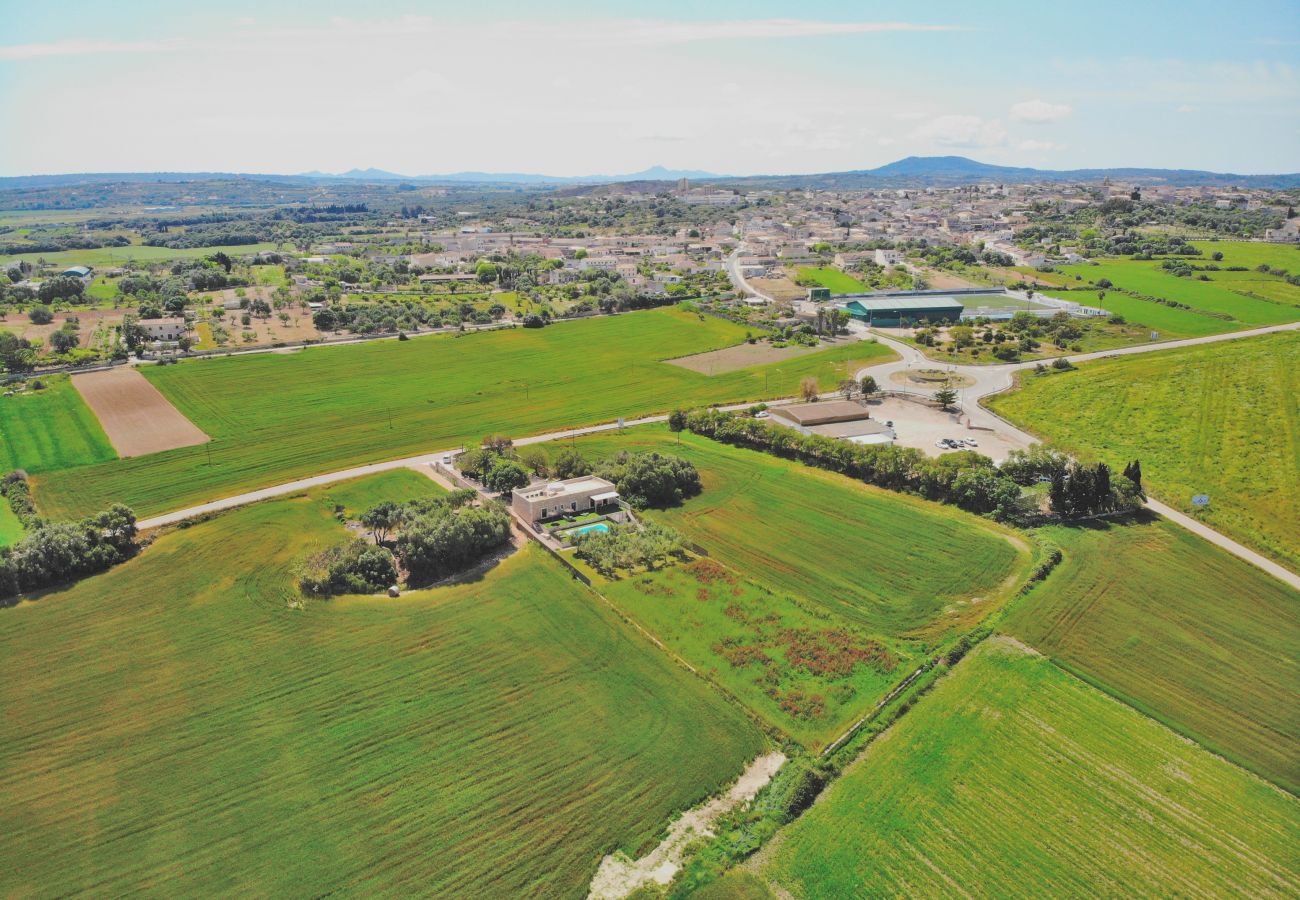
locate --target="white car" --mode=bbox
[963,438,979,447]
[935,439,950,449]
[755,411,770,419]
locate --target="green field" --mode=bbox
[793,266,869,293]
[1005,514,1300,792]
[762,639,1300,898]
[562,427,1031,642]
[597,560,913,748]
[3,242,278,267]
[0,473,763,897]
[1060,259,1300,327]
[1192,240,1300,271]
[0,499,25,546]
[989,332,1299,570]
[31,308,894,520]
[0,375,116,475]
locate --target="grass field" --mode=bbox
[3,242,278,267]
[0,375,116,475]
[762,639,1300,898]
[1060,259,1300,326]
[0,500,25,546]
[31,308,894,520]
[988,331,1299,569]
[1192,240,1300,271]
[597,559,913,748]
[1005,514,1300,793]
[793,266,869,293]
[561,427,1031,642]
[0,473,764,897]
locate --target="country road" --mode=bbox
[135,317,1299,590]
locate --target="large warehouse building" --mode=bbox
[841,296,964,327]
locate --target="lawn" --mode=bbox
[761,639,1300,898]
[1005,514,1300,793]
[0,473,764,897]
[32,307,895,520]
[559,427,1031,642]
[597,559,914,749]
[0,375,116,475]
[793,266,869,293]
[1191,240,1300,271]
[988,331,1300,570]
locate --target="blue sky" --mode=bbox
[1,0,1296,176]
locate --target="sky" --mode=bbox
[1,0,1297,177]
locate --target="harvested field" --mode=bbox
[72,367,209,457]
[668,338,884,375]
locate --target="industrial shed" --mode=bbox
[841,296,964,327]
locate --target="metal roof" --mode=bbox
[844,296,965,312]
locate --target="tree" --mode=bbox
[800,377,819,402]
[49,327,79,353]
[360,501,405,544]
[0,332,37,373]
[484,458,530,494]
[37,277,84,303]
[934,386,957,410]
[1122,459,1143,489]
[520,447,549,476]
[595,451,701,508]
[667,409,688,432]
[211,251,233,273]
[481,433,513,454]
[120,314,148,354]
[552,448,592,479]
[837,378,858,400]
[475,261,498,284]
[858,374,878,397]
[28,305,53,325]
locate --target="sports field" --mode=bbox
[0,473,763,897]
[762,639,1300,898]
[988,331,1299,570]
[1005,515,1300,793]
[793,266,869,293]
[31,308,894,520]
[0,375,116,474]
[562,427,1031,641]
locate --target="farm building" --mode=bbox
[139,317,186,343]
[769,400,895,445]
[61,265,93,280]
[512,476,620,524]
[841,296,963,327]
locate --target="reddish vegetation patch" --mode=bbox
[696,587,712,602]
[713,642,771,669]
[685,558,736,585]
[633,577,676,597]
[777,689,826,721]
[780,628,898,678]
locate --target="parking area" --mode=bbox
[864,396,1032,464]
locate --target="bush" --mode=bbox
[0,503,137,598]
[298,539,398,596]
[28,305,54,325]
[595,451,702,508]
[396,502,512,585]
[483,458,530,494]
[551,448,592,480]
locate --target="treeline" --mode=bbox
[143,222,273,249]
[0,234,130,255]
[675,410,1144,523]
[0,473,139,600]
[298,489,511,595]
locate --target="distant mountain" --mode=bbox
[290,165,722,185]
[719,156,1300,190]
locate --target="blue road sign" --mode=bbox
[1192,494,1210,507]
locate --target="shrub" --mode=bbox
[28,305,54,325]
[298,539,398,596]
[396,502,512,585]
[483,458,530,494]
[595,451,702,508]
[0,503,137,599]
[551,448,592,480]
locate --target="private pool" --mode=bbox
[565,522,611,538]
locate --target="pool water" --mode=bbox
[566,522,610,537]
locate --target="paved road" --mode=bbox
[725,245,774,303]
[137,319,1299,590]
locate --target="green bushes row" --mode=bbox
[0,503,138,600]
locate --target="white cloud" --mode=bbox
[0,39,169,60]
[913,115,1007,149]
[1010,99,1072,123]
[1176,103,1199,113]
[1017,139,1065,152]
